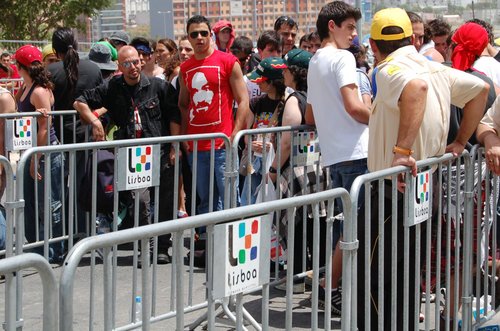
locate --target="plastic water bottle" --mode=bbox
[134,296,142,324]
[96,216,111,235]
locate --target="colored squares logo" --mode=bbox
[16,119,31,138]
[237,220,259,264]
[135,146,151,172]
[418,173,429,202]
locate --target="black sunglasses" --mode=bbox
[189,30,210,39]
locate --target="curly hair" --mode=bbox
[18,62,54,90]
[163,53,181,79]
[287,65,308,92]
[157,38,178,53]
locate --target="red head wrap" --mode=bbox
[451,22,488,71]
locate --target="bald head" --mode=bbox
[118,45,138,63]
[117,45,141,85]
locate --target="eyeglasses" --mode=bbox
[189,30,210,39]
[120,59,140,68]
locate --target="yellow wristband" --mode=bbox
[392,145,413,156]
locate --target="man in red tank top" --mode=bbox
[179,15,249,213]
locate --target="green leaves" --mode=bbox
[0,0,112,40]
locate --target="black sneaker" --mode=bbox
[157,252,171,264]
[317,285,342,316]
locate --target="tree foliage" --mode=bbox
[0,0,112,40]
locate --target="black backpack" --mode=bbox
[79,149,115,213]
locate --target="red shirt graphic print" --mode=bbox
[181,50,237,151]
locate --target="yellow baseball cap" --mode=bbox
[370,8,413,41]
[42,44,55,60]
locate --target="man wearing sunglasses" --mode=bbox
[178,15,249,214]
[73,45,181,265]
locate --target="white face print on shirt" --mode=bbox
[190,72,214,123]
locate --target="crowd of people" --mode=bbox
[1,1,500,328]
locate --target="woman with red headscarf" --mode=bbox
[452,22,500,88]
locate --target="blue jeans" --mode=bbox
[240,156,263,206]
[24,151,64,262]
[330,158,367,244]
[188,149,227,214]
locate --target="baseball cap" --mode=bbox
[370,8,413,41]
[109,31,130,45]
[246,57,286,82]
[14,45,42,67]
[283,49,312,69]
[135,44,152,55]
[41,44,55,61]
[97,41,118,61]
[88,43,118,71]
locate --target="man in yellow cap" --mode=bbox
[357,7,490,331]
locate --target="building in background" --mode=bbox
[149,0,324,43]
[88,0,127,42]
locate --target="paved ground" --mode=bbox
[0,248,341,331]
[1,239,499,330]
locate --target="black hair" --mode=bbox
[299,35,309,47]
[52,27,79,95]
[316,1,361,42]
[257,30,282,52]
[267,77,286,99]
[423,24,433,44]
[17,61,54,90]
[467,18,494,45]
[274,16,298,31]
[372,26,412,56]
[287,65,308,92]
[130,37,151,50]
[307,31,320,42]
[427,18,451,37]
[0,52,10,59]
[186,15,211,33]
[231,36,253,56]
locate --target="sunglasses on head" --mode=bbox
[120,59,140,68]
[189,30,210,39]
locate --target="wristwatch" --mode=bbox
[268,166,277,174]
[392,145,414,156]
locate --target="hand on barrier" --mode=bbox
[391,153,416,193]
[445,140,465,157]
[485,144,500,175]
[91,119,105,142]
[36,108,50,117]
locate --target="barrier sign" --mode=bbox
[213,217,271,299]
[116,145,160,191]
[5,117,34,151]
[292,131,320,167]
[409,170,432,226]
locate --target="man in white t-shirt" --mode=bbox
[305,0,370,316]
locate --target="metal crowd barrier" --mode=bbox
[0,253,58,331]
[231,125,327,280]
[0,78,22,95]
[469,145,500,328]
[12,133,231,329]
[345,151,475,331]
[59,187,350,330]
[0,40,92,53]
